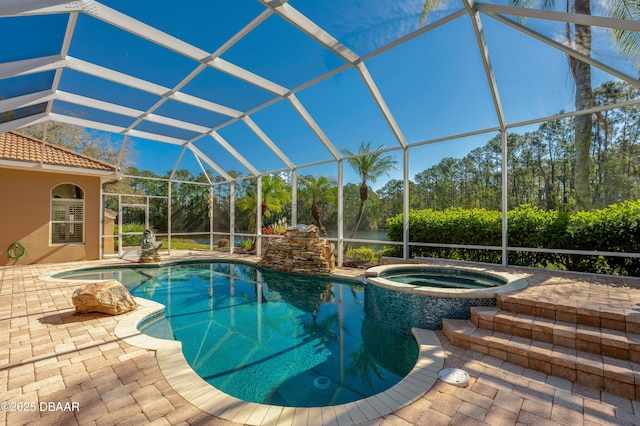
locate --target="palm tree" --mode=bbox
[259,174,292,222]
[342,141,398,240]
[421,0,640,211]
[237,174,291,234]
[298,175,337,237]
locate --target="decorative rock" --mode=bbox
[72,280,137,315]
[285,224,319,239]
[259,224,334,275]
[139,252,161,263]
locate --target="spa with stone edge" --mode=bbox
[364,263,528,334]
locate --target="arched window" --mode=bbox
[51,184,84,244]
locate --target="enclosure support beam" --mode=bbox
[99,186,104,260]
[169,147,188,182]
[356,63,408,149]
[256,175,263,257]
[262,0,408,150]
[243,116,295,170]
[168,182,172,256]
[291,169,297,227]
[47,12,77,117]
[464,0,506,130]
[230,181,236,254]
[287,94,341,161]
[0,0,82,16]
[501,131,508,266]
[403,147,410,260]
[0,91,54,114]
[209,132,259,176]
[0,113,48,134]
[464,0,510,265]
[0,55,64,80]
[209,186,214,251]
[145,198,150,232]
[337,160,344,268]
[477,3,640,32]
[486,12,640,89]
[117,195,123,257]
[189,145,233,181]
[116,135,129,177]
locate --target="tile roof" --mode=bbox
[0,131,117,172]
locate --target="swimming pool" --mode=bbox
[56,261,418,407]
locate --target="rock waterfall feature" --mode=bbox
[258,225,335,275]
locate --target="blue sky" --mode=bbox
[2,0,636,188]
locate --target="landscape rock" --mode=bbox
[72,280,137,315]
[259,224,335,275]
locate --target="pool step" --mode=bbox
[443,318,640,400]
[470,307,640,362]
[497,293,640,334]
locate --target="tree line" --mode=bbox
[297,81,640,235]
[421,0,640,211]
[408,81,640,213]
[18,80,640,240]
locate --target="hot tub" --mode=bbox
[364,263,528,334]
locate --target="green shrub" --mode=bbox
[377,246,402,258]
[114,223,146,247]
[388,208,501,246]
[238,239,252,249]
[346,247,380,264]
[567,201,640,275]
[386,200,640,275]
[217,238,230,248]
[388,207,503,263]
[506,205,569,268]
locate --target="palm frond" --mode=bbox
[420,0,451,25]
[609,0,640,69]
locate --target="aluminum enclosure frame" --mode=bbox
[1,0,639,266]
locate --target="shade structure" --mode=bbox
[0,0,639,268]
[0,0,637,178]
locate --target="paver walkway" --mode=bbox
[2,252,640,425]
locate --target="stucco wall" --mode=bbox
[0,168,103,266]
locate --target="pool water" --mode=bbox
[57,262,418,407]
[380,269,505,288]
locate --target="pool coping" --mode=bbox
[365,263,529,298]
[114,297,445,426]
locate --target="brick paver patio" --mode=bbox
[3,252,640,425]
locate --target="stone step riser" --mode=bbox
[471,307,640,363]
[443,319,640,401]
[497,294,640,334]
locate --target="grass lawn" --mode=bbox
[120,238,230,251]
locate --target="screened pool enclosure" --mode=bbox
[1,1,639,271]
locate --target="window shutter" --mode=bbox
[51,187,85,244]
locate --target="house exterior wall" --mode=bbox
[0,168,102,266]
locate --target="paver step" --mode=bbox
[497,293,640,334]
[443,318,640,401]
[470,306,640,362]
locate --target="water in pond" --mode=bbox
[56,262,418,407]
